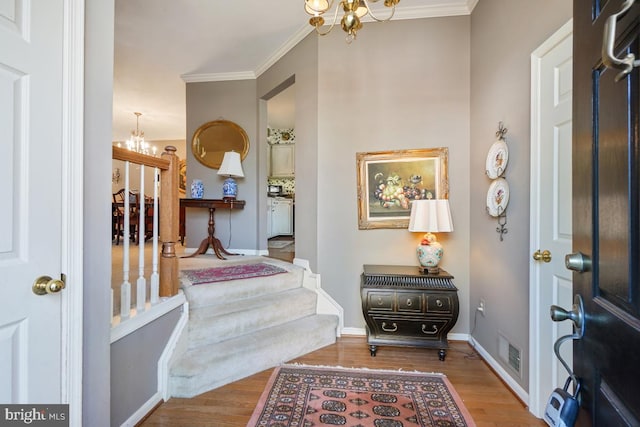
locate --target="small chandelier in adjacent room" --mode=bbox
[124,112,157,156]
[305,0,400,43]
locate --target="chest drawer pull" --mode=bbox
[382,322,398,332]
[406,298,413,306]
[436,299,443,307]
[377,297,384,305]
[422,324,438,335]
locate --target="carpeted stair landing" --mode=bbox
[168,257,339,398]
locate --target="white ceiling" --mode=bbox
[113,0,477,142]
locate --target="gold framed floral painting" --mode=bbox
[179,159,186,195]
[356,148,449,229]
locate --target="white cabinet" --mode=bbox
[269,144,295,178]
[270,198,293,236]
[267,197,274,238]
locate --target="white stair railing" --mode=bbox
[111,146,180,327]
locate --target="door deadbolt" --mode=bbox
[32,275,66,295]
[533,249,552,263]
[565,252,592,272]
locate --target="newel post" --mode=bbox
[160,146,180,296]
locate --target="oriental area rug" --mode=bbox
[181,262,287,285]
[247,364,476,427]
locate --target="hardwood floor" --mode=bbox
[140,336,545,426]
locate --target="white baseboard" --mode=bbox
[231,248,267,256]
[448,333,469,342]
[120,391,163,427]
[342,327,366,336]
[469,336,528,404]
[295,258,345,337]
[159,301,190,401]
[341,329,469,342]
[181,247,266,256]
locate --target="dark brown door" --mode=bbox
[573,0,640,425]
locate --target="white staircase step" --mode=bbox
[169,313,339,398]
[187,287,318,348]
[181,261,304,310]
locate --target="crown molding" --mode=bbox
[181,70,256,83]
[372,1,475,21]
[256,23,314,77]
[183,0,477,83]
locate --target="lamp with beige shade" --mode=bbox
[408,199,453,274]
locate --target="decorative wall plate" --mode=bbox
[485,140,509,178]
[486,178,510,217]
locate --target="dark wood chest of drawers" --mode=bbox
[361,265,459,360]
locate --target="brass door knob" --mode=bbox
[32,276,66,295]
[533,249,552,263]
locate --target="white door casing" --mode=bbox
[0,0,83,422]
[529,19,573,418]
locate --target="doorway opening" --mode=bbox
[266,83,295,261]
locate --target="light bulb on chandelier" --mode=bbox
[123,112,157,156]
[304,0,400,43]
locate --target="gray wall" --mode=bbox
[257,34,320,269]
[84,0,115,425]
[469,0,572,390]
[111,308,181,426]
[186,17,472,333]
[316,16,471,330]
[185,80,259,250]
[85,5,186,425]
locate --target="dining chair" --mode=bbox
[113,189,140,245]
[142,195,156,242]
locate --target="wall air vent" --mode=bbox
[508,343,521,373]
[498,331,522,377]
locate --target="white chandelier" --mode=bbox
[124,112,156,156]
[305,0,400,43]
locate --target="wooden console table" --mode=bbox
[361,265,459,360]
[179,198,245,259]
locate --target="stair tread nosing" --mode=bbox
[187,288,318,347]
[182,265,304,310]
[170,313,338,396]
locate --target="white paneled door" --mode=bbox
[529,20,573,418]
[0,0,82,415]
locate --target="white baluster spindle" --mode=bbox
[120,161,131,319]
[150,167,160,305]
[137,164,147,313]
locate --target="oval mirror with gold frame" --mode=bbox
[191,119,250,169]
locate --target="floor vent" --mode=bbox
[498,331,522,377]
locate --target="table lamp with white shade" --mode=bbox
[408,199,453,274]
[217,151,245,200]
